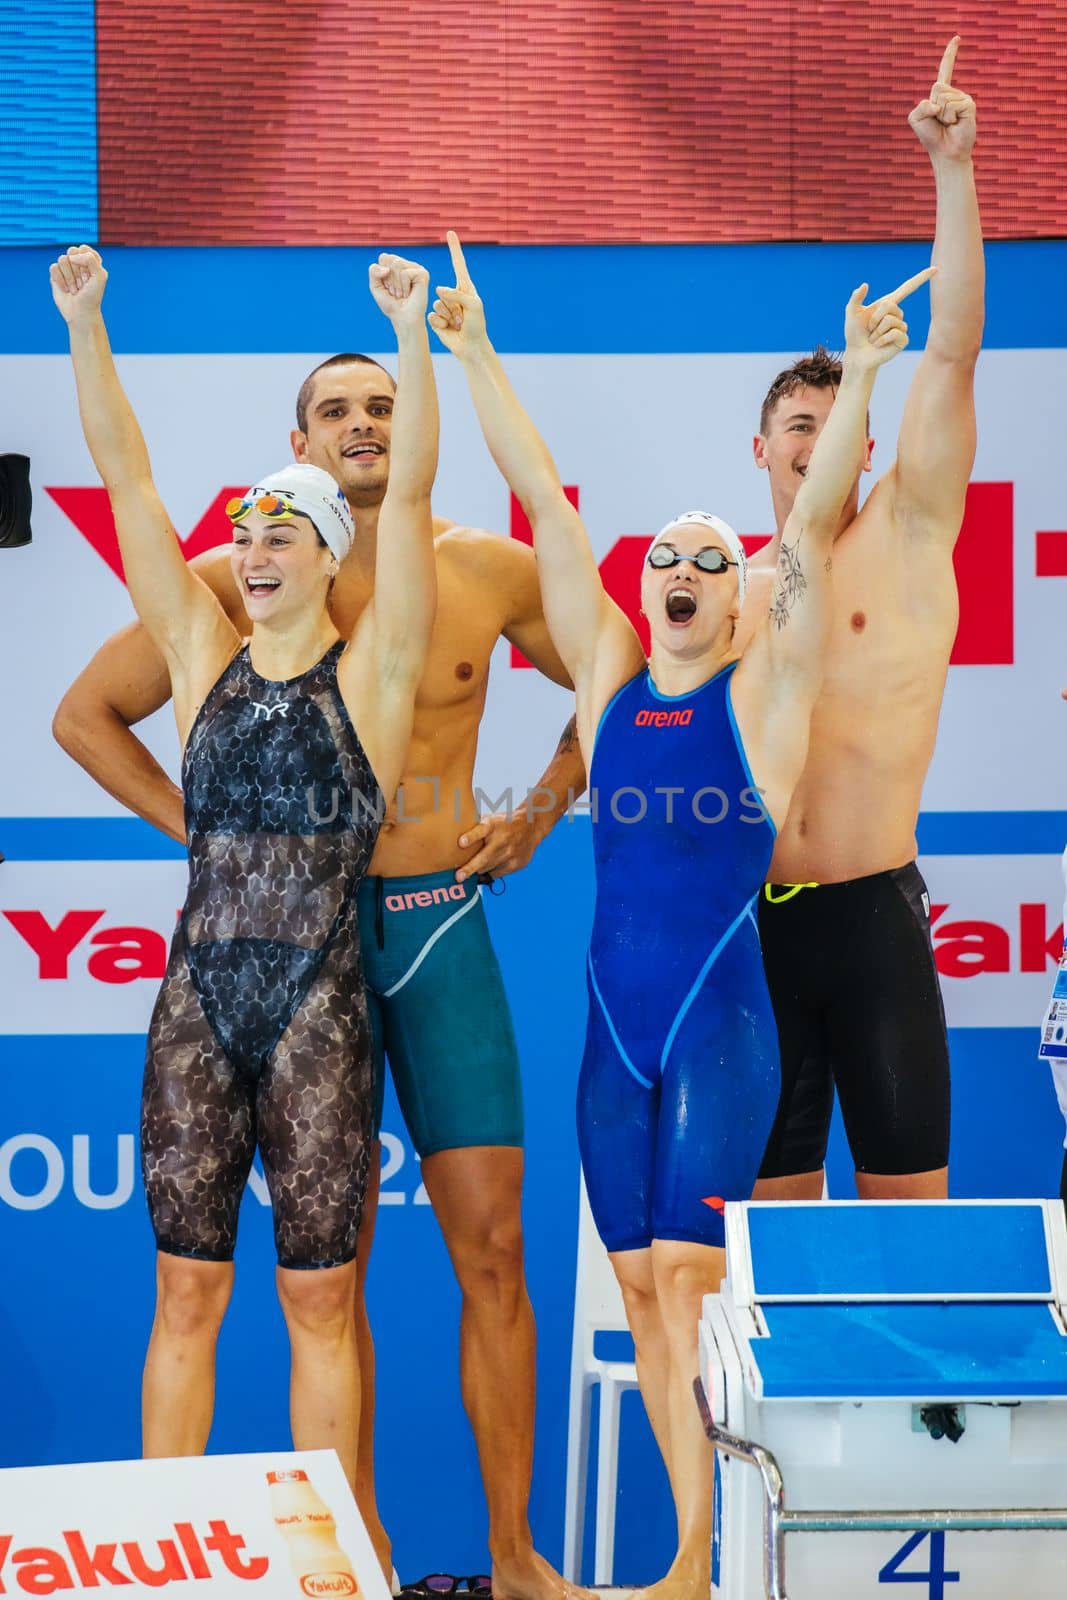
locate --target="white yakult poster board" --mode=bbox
[0,1450,390,1598]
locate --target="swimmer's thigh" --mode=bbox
[655,933,780,1248]
[828,865,951,1175]
[377,895,524,1158]
[141,952,257,1263]
[757,891,834,1180]
[258,924,376,1270]
[577,997,659,1254]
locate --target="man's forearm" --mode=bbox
[53,700,186,843]
[929,157,984,359]
[526,716,587,832]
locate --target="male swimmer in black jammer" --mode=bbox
[747,38,984,1202]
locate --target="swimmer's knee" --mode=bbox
[277,1260,358,1338]
[612,1257,661,1333]
[450,1215,526,1305]
[154,1253,233,1338]
[650,1241,725,1317]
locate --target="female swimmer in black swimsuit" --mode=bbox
[50,243,438,1487]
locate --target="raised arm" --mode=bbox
[340,255,438,797]
[737,273,927,817]
[430,233,641,707]
[366,255,438,681]
[49,248,236,669]
[765,271,932,671]
[894,37,984,540]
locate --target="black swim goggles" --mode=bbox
[647,543,739,575]
[401,1577,491,1598]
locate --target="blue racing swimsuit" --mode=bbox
[578,663,779,1252]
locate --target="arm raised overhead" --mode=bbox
[430,233,643,737]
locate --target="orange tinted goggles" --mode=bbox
[225,493,296,525]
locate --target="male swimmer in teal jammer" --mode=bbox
[430,231,931,1600]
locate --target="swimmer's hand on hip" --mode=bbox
[456,811,546,884]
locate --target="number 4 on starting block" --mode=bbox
[879,1532,960,1597]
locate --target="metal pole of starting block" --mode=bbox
[694,1378,787,1598]
[694,1379,1067,1600]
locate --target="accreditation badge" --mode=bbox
[1039,950,1067,1062]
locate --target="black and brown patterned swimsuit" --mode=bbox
[141,640,382,1270]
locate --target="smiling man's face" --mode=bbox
[293,361,396,509]
[754,382,872,518]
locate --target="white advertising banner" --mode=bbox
[0,1450,388,1599]
[0,348,1064,818]
[0,855,1060,1035]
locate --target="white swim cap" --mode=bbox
[648,510,747,610]
[239,464,353,562]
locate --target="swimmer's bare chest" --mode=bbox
[331,542,510,877]
[744,496,958,883]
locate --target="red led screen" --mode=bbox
[96,0,1066,244]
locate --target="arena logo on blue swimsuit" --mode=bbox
[634,707,694,727]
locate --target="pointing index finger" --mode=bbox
[447,229,474,290]
[937,35,960,87]
[878,265,936,307]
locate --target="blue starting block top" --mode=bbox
[741,1202,1053,1302]
[754,1302,1067,1400]
[720,1201,1067,1402]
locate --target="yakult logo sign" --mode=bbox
[0,862,188,1035]
[0,1520,269,1590]
[3,859,1063,1036]
[930,899,1063,978]
[920,854,1066,1030]
[0,1452,383,1600]
[2,909,171,983]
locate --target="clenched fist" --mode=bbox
[49,245,108,324]
[369,253,431,327]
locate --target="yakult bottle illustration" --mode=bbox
[268,1469,360,1597]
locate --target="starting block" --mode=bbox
[698,1200,1067,1599]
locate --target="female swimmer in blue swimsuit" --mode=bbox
[431,232,930,1600]
[50,244,438,1491]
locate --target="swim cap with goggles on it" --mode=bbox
[226,464,353,563]
[647,510,747,610]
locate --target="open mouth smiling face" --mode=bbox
[665,583,699,627]
[230,510,325,613]
[243,573,283,603]
[341,439,386,468]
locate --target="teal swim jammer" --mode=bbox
[357,870,524,1157]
